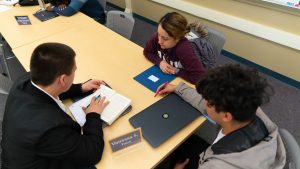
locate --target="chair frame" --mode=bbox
[206,27,226,57]
[106,10,135,39]
[279,128,300,169]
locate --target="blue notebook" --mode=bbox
[134,65,175,92]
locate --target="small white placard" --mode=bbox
[148,75,159,82]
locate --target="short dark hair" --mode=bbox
[196,64,273,122]
[30,42,76,86]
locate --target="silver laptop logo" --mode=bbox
[162,113,169,119]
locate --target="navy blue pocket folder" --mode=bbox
[134,65,175,92]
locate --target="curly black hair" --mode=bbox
[196,64,273,122]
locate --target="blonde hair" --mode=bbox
[159,12,190,39]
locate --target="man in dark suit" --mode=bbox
[1,43,109,169]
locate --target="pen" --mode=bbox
[154,82,168,97]
[86,95,101,108]
[102,81,112,89]
[83,79,92,84]
[94,95,101,100]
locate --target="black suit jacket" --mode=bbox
[1,74,104,169]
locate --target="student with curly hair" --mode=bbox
[144,12,206,84]
[156,64,286,169]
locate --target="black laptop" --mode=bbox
[33,10,58,22]
[129,93,200,148]
[33,0,58,22]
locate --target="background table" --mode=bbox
[0,6,94,49]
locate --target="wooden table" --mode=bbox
[5,6,206,168]
[0,6,94,49]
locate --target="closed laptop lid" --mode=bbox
[33,11,58,22]
[129,93,200,148]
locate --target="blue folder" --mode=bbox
[134,65,175,92]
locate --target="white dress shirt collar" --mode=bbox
[31,81,66,112]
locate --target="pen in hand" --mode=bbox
[86,95,101,108]
[154,82,168,97]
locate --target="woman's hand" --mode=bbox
[159,60,176,74]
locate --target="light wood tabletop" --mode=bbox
[0,5,93,49]
[9,8,206,169]
[13,24,205,169]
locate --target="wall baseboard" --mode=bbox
[221,50,300,89]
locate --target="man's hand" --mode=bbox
[81,79,106,93]
[84,96,109,115]
[156,83,176,96]
[174,158,189,169]
[159,60,176,74]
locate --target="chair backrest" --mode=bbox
[106,10,135,39]
[279,128,300,169]
[0,43,10,79]
[207,27,226,57]
[98,0,106,12]
[0,73,13,95]
[0,38,13,94]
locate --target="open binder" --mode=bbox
[70,84,132,126]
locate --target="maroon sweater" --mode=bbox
[143,32,206,84]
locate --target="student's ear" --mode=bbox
[58,74,67,87]
[221,112,233,122]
